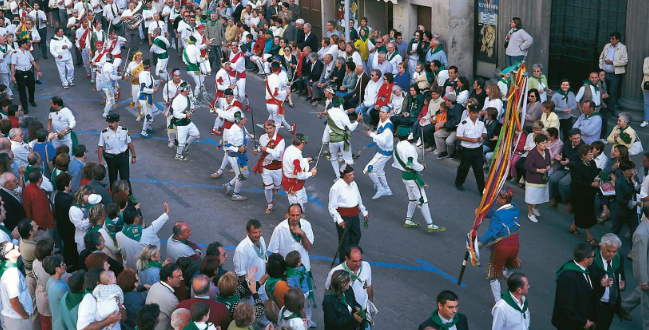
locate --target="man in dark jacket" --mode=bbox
[434,94,463,159]
[295,46,313,94]
[548,128,585,211]
[343,65,369,110]
[551,243,597,330]
[295,19,305,46]
[418,290,469,330]
[231,0,243,23]
[306,53,323,100]
[85,164,113,206]
[0,171,26,231]
[588,233,632,330]
[298,23,318,53]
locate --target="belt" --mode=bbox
[106,149,128,156]
[16,68,32,72]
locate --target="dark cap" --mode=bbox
[468,104,480,112]
[224,88,234,96]
[106,114,120,123]
[271,61,281,69]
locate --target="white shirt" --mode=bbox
[12,48,33,71]
[10,140,30,169]
[385,51,401,75]
[69,205,90,252]
[0,266,33,319]
[600,256,613,302]
[233,235,267,283]
[48,106,76,134]
[266,72,288,101]
[148,20,166,36]
[282,145,312,181]
[75,27,91,49]
[63,0,73,14]
[77,293,122,330]
[575,85,601,106]
[267,219,314,270]
[369,119,394,152]
[392,140,424,172]
[457,117,487,148]
[277,307,307,330]
[142,8,155,28]
[328,179,368,224]
[491,292,530,330]
[50,36,74,61]
[257,133,285,165]
[325,261,372,309]
[103,3,121,25]
[183,44,202,66]
[115,213,169,270]
[98,125,131,155]
[166,235,198,261]
[28,10,47,30]
[363,79,383,107]
[91,0,104,13]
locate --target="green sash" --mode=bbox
[393,146,425,187]
[429,309,459,330]
[216,294,240,311]
[0,260,16,278]
[153,38,169,59]
[327,113,352,151]
[122,224,144,242]
[556,260,589,278]
[183,49,200,72]
[594,249,620,275]
[502,292,528,319]
[64,291,87,310]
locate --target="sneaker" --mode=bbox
[532,208,541,217]
[455,185,465,192]
[129,102,135,108]
[265,203,274,214]
[289,123,296,134]
[403,220,421,228]
[175,154,188,161]
[136,113,142,121]
[167,141,175,149]
[436,152,448,160]
[383,188,393,196]
[308,321,317,328]
[407,132,414,140]
[371,189,384,200]
[63,85,69,89]
[231,194,247,201]
[36,80,43,85]
[416,138,422,147]
[69,81,75,86]
[427,224,446,233]
[528,214,538,223]
[642,121,649,128]
[223,183,232,195]
[140,132,151,138]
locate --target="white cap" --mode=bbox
[88,194,103,205]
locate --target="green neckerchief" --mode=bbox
[104,216,124,244]
[216,294,240,310]
[142,260,162,270]
[584,112,603,120]
[499,78,511,96]
[376,45,387,54]
[85,224,102,236]
[286,265,317,308]
[0,44,7,53]
[425,71,435,85]
[265,276,282,303]
[387,51,399,61]
[183,321,201,330]
[0,260,16,278]
[72,203,93,218]
[51,35,62,41]
[172,235,192,247]
[501,292,528,318]
[0,224,10,238]
[618,125,632,144]
[280,309,302,321]
[359,26,370,40]
[594,249,620,275]
[583,79,599,93]
[291,222,302,243]
[121,224,144,242]
[556,88,568,101]
[64,291,86,310]
[512,27,523,33]
[429,309,459,330]
[208,17,218,26]
[556,260,589,278]
[342,262,363,285]
[428,44,443,55]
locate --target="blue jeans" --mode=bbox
[605,72,622,112]
[355,103,373,122]
[506,55,525,67]
[643,90,649,121]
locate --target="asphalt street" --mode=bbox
[27,40,642,329]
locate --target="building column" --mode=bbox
[617,0,648,122]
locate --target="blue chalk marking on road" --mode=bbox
[130,177,324,206]
[159,239,465,285]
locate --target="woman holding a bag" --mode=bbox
[524,133,551,223]
[607,112,639,155]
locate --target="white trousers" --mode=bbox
[81,48,91,75]
[130,84,140,105]
[51,133,72,149]
[139,99,156,131]
[156,58,170,81]
[212,97,225,129]
[262,168,282,188]
[402,179,432,224]
[102,87,115,116]
[200,58,211,75]
[408,58,418,84]
[287,187,307,211]
[188,71,204,94]
[55,58,74,85]
[329,141,353,178]
[364,153,390,186]
[176,122,200,148]
[266,104,291,130]
[166,115,176,143]
[236,78,246,100]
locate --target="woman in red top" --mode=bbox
[370,72,394,126]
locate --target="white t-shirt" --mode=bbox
[0,267,33,319]
[267,219,314,270]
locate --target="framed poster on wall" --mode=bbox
[476,0,498,63]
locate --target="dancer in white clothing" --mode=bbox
[210,62,236,135]
[252,120,285,214]
[326,98,361,180]
[138,59,159,138]
[210,89,242,179]
[265,62,296,134]
[49,27,75,88]
[282,134,317,212]
[364,107,394,199]
[171,82,200,161]
[229,42,250,112]
[183,36,205,96]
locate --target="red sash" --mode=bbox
[338,206,361,217]
[230,51,246,78]
[200,35,207,57]
[78,28,90,49]
[222,100,242,129]
[265,79,285,115]
[94,49,107,62]
[253,134,283,174]
[281,158,306,193]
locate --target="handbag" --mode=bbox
[629,136,644,156]
[644,80,649,91]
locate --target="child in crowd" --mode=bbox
[7,104,19,128]
[104,203,124,242]
[284,251,316,327]
[93,270,124,330]
[189,302,218,330]
[277,288,307,330]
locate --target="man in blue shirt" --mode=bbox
[44,255,70,330]
[68,145,87,193]
[31,128,56,178]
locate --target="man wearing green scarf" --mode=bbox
[587,233,632,328]
[0,241,33,329]
[115,203,170,270]
[425,38,448,68]
[418,290,468,330]
[576,71,602,115]
[572,101,602,145]
[491,273,530,329]
[551,243,597,330]
[205,11,225,72]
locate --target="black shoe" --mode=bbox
[448,153,456,159]
[35,80,43,85]
[42,56,48,59]
[29,102,37,107]
[436,152,448,160]
[456,185,465,192]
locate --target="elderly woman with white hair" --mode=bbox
[528,63,552,102]
[9,127,30,169]
[607,112,638,156]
